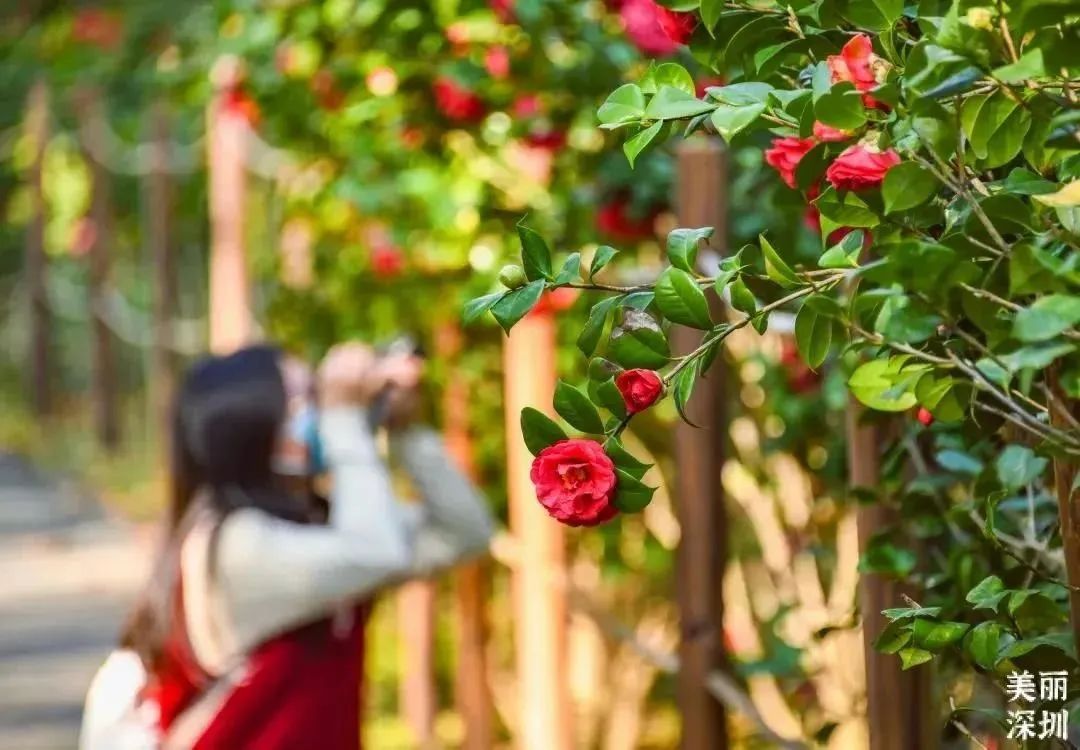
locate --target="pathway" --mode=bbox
[0,453,150,750]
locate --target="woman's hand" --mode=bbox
[318,343,424,408]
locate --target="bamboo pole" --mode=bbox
[503,309,571,750]
[849,409,931,749]
[398,581,437,748]
[672,137,730,750]
[25,78,51,417]
[436,322,494,750]
[207,67,252,355]
[77,88,120,451]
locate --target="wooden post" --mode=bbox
[148,101,176,440]
[78,89,120,451]
[1048,370,1080,647]
[436,323,494,750]
[398,581,438,749]
[25,78,51,417]
[504,308,571,750]
[849,408,931,749]
[207,70,251,355]
[671,138,730,750]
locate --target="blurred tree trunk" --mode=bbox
[848,407,932,750]
[671,137,730,750]
[25,78,51,417]
[436,323,495,750]
[503,310,571,750]
[207,75,251,355]
[77,88,120,451]
[147,101,176,446]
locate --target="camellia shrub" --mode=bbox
[470,0,1080,737]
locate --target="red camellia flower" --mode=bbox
[825,145,901,191]
[916,407,934,427]
[484,45,511,79]
[371,245,405,278]
[812,121,853,142]
[780,339,820,393]
[764,137,816,189]
[525,128,567,151]
[490,0,515,23]
[596,197,659,241]
[72,9,124,50]
[531,288,579,317]
[530,439,619,527]
[695,76,726,99]
[827,34,888,109]
[512,94,542,119]
[619,0,696,57]
[615,369,664,414]
[433,76,486,122]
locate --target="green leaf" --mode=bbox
[592,378,627,418]
[655,267,713,329]
[874,293,941,344]
[899,647,933,670]
[491,280,545,333]
[859,542,917,577]
[966,575,1008,611]
[553,380,605,435]
[813,84,867,130]
[883,606,942,621]
[578,296,620,357]
[699,0,724,33]
[814,188,880,228]
[936,450,984,475]
[613,468,657,513]
[992,49,1046,84]
[520,407,567,456]
[873,620,912,654]
[597,83,646,127]
[882,162,938,214]
[795,295,837,369]
[912,619,969,651]
[995,445,1048,489]
[652,62,695,95]
[760,234,800,287]
[589,246,618,279]
[606,439,651,480]
[624,121,664,167]
[841,0,903,31]
[710,102,765,142]
[667,227,713,273]
[463,292,506,325]
[517,222,553,280]
[819,230,864,268]
[729,277,757,319]
[1004,168,1058,196]
[965,622,1003,670]
[554,253,582,286]
[915,374,967,422]
[609,309,671,369]
[848,357,928,412]
[1013,295,1080,342]
[1000,342,1074,372]
[672,360,701,427]
[644,86,715,120]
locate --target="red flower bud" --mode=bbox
[825,146,900,192]
[615,369,664,414]
[530,439,619,526]
[916,407,934,427]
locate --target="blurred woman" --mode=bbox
[80,343,493,750]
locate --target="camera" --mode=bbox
[368,335,426,428]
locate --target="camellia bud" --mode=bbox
[498,263,528,289]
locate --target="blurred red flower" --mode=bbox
[484,45,511,79]
[525,128,567,151]
[490,0,515,24]
[371,245,405,278]
[221,88,261,126]
[433,76,486,122]
[512,94,542,119]
[596,197,659,241]
[619,0,695,57]
[72,9,123,51]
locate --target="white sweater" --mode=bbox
[180,407,495,673]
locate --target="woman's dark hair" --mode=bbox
[121,344,316,668]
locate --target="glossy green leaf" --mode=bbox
[654,267,713,329]
[899,647,933,670]
[491,280,545,333]
[613,469,657,513]
[624,121,664,167]
[606,439,652,480]
[463,292,506,325]
[516,222,552,280]
[589,246,619,279]
[597,83,646,127]
[520,407,567,456]
[644,86,715,120]
[966,576,1008,611]
[553,253,581,285]
[667,227,713,273]
[995,445,1048,489]
[672,359,701,427]
[882,162,938,214]
[577,296,620,357]
[760,234,800,287]
[553,380,605,435]
[652,62,695,95]
[848,357,928,412]
[795,295,837,369]
[1013,295,1080,342]
[710,102,765,141]
[912,619,969,651]
[814,84,867,130]
[608,309,671,369]
[966,622,1004,670]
